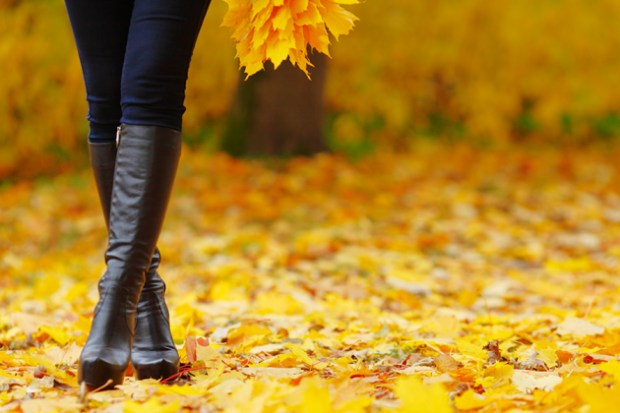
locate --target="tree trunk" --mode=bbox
[221,53,328,157]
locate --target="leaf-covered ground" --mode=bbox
[2,145,620,412]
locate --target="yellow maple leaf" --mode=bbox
[318,0,358,40]
[124,399,180,413]
[576,381,620,413]
[483,362,514,385]
[222,0,359,78]
[394,376,453,413]
[284,343,328,370]
[455,389,499,411]
[536,348,560,367]
[251,352,300,368]
[300,378,333,412]
[36,325,71,346]
[227,323,272,351]
[599,359,620,382]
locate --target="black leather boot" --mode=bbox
[79,124,182,389]
[89,140,180,382]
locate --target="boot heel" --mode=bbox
[78,358,127,390]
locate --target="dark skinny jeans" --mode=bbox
[65,0,211,142]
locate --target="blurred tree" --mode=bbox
[222,53,329,157]
[7,0,620,179]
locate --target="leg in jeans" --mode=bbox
[64,0,131,143]
[64,1,177,369]
[120,0,211,130]
[118,0,211,381]
[65,0,211,388]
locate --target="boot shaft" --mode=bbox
[89,140,164,277]
[105,124,182,285]
[88,141,117,230]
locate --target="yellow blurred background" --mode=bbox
[2,0,620,179]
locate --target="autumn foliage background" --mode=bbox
[4,1,620,412]
[3,0,620,178]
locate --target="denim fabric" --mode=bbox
[65,0,211,142]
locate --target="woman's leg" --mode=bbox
[65,1,172,376]
[71,0,211,389]
[120,0,211,131]
[65,0,138,389]
[111,0,212,382]
[64,0,132,143]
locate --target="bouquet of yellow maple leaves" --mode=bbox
[222,0,359,78]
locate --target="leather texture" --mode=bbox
[79,124,182,389]
[88,141,117,229]
[88,141,180,381]
[131,277,180,381]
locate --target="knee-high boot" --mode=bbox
[79,124,182,389]
[89,140,180,382]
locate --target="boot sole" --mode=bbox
[134,359,179,382]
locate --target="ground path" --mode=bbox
[2,145,620,412]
